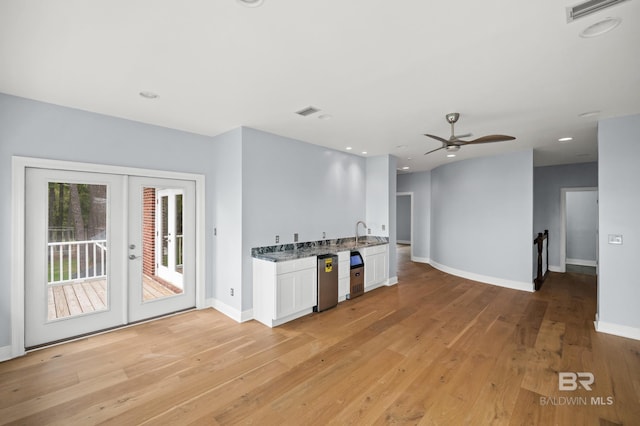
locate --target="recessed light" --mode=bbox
[236,0,264,7]
[580,17,621,38]
[345,146,352,151]
[402,166,410,170]
[446,154,456,158]
[362,151,368,155]
[579,110,600,118]
[139,91,159,99]
[558,137,574,142]
[318,114,332,120]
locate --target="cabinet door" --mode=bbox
[295,267,317,311]
[275,268,316,319]
[364,251,388,287]
[364,258,375,287]
[276,272,297,318]
[373,252,387,284]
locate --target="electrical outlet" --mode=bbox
[368,228,371,234]
[230,288,234,296]
[214,227,217,236]
[382,224,386,231]
[275,235,279,243]
[294,233,298,242]
[608,234,623,245]
[322,231,326,239]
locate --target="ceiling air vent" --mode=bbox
[567,0,629,22]
[295,106,320,117]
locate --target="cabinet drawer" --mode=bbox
[276,256,317,274]
[364,244,387,256]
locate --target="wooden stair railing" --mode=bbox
[534,229,549,291]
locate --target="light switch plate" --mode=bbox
[608,234,623,245]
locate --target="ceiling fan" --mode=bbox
[424,113,515,155]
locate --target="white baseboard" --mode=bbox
[208,298,253,323]
[595,320,640,341]
[387,276,398,286]
[411,256,430,264]
[0,345,12,362]
[397,240,411,245]
[566,258,597,267]
[365,281,386,292]
[549,265,564,273]
[429,260,535,293]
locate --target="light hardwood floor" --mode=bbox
[1,245,639,425]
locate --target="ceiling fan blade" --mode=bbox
[466,134,516,144]
[424,134,449,144]
[424,146,445,155]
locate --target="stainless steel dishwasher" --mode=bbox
[315,253,338,312]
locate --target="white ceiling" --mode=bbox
[1,0,639,172]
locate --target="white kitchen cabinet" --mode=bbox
[253,256,317,327]
[362,244,388,289]
[338,251,350,301]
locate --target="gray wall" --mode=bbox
[430,150,534,285]
[211,128,243,311]
[533,162,598,269]
[396,171,431,261]
[396,194,411,243]
[0,94,400,349]
[598,114,640,330]
[241,127,367,311]
[0,93,218,347]
[566,190,598,264]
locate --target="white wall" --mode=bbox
[396,171,431,261]
[597,114,640,338]
[430,150,534,290]
[533,162,598,270]
[566,190,598,265]
[396,195,411,243]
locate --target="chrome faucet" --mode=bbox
[355,220,367,247]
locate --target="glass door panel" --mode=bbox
[46,182,109,320]
[25,169,126,348]
[129,178,195,322]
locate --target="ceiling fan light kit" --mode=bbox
[424,113,515,156]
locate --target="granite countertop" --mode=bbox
[252,236,388,262]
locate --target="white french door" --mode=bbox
[128,177,195,322]
[25,168,196,348]
[155,188,185,287]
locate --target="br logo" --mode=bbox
[558,372,594,391]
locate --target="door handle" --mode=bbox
[129,254,140,260]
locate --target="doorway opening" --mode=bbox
[560,187,598,275]
[396,192,413,261]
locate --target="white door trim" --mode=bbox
[560,186,598,274]
[11,156,206,359]
[396,192,414,261]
